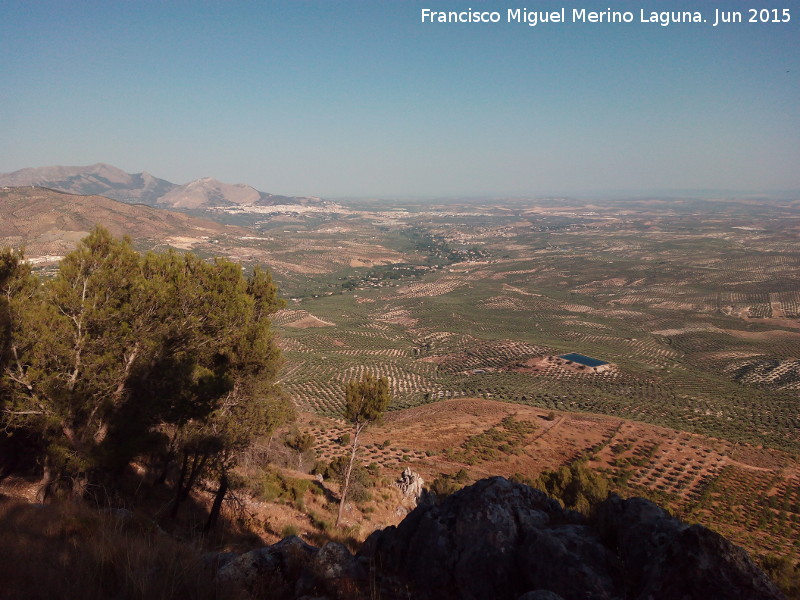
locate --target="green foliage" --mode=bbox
[427,469,472,499]
[451,415,537,465]
[344,372,391,426]
[534,461,610,514]
[761,555,800,599]
[429,475,459,498]
[453,468,470,484]
[324,456,373,490]
[285,430,315,454]
[0,228,288,498]
[337,373,391,524]
[280,524,299,538]
[510,472,536,487]
[249,469,311,507]
[284,429,316,469]
[325,455,374,505]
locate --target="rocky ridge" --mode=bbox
[212,477,784,600]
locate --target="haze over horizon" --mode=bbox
[2,1,798,198]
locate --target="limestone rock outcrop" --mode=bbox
[215,477,785,600]
[359,477,783,600]
[394,467,425,506]
[217,536,365,600]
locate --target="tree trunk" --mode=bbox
[171,451,208,519]
[154,431,180,486]
[183,453,207,502]
[336,424,362,528]
[35,458,53,503]
[171,451,190,519]
[204,472,229,533]
[153,455,170,486]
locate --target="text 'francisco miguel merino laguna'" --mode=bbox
[420,8,792,27]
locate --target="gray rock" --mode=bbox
[309,542,368,599]
[594,494,785,600]
[361,477,587,600]
[198,551,237,572]
[312,542,363,580]
[212,478,785,600]
[359,477,784,600]
[217,535,318,599]
[395,467,425,506]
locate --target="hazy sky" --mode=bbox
[1,1,798,198]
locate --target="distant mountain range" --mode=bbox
[0,163,317,209]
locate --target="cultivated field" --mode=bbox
[247,197,800,451]
[243,196,799,562]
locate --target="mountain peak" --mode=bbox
[0,164,308,209]
[158,176,261,208]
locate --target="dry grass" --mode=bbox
[0,497,219,600]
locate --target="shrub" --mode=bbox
[534,462,610,514]
[453,469,470,484]
[760,554,800,599]
[309,512,331,532]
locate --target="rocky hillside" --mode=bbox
[0,163,315,208]
[0,187,246,259]
[213,477,784,600]
[0,163,177,206]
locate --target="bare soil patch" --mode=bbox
[723,328,800,341]
[286,315,334,329]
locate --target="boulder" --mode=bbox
[307,542,368,600]
[359,477,785,600]
[217,536,317,599]
[361,477,605,599]
[594,494,784,600]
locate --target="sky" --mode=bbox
[1,0,798,198]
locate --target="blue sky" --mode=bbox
[1,1,798,198]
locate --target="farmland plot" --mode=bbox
[263,197,800,458]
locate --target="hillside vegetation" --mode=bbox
[0,228,291,525]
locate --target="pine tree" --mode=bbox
[0,228,290,505]
[337,373,390,527]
